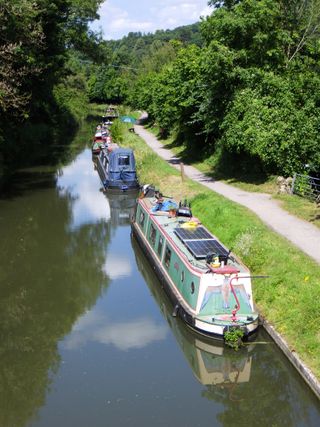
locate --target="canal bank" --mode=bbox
[127,118,320,400]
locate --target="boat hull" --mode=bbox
[131,222,259,340]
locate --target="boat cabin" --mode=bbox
[96,147,139,192]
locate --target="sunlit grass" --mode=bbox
[275,194,320,229]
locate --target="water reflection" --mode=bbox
[57,150,110,229]
[107,191,137,227]
[101,190,138,280]
[132,236,320,426]
[64,310,167,351]
[0,148,111,427]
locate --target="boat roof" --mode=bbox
[139,196,248,273]
[108,148,136,172]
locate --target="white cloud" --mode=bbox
[91,0,212,40]
[200,6,213,18]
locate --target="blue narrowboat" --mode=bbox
[96,147,139,192]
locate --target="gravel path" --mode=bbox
[134,122,320,265]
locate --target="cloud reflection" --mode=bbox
[64,310,167,351]
[57,150,110,229]
[102,254,132,279]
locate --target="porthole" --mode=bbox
[149,224,156,246]
[181,271,185,283]
[139,211,145,227]
[164,246,172,269]
[191,281,195,294]
[158,235,164,256]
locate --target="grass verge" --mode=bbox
[119,118,320,380]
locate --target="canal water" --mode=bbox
[0,125,320,427]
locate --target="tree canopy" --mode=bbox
[0,0,104,181]
[103,0,320,176]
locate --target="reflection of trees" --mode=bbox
[0,176,111,427]
[207,346,319,427]
[131,236,320,427]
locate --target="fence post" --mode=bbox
[291,173,297,195]
[180,162,185,182]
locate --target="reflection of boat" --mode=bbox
[131,187,259,339]
[96,147,139,192]
[107,190,138,227]
[132,235,253,391]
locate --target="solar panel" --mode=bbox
[174,226,213,241]
[185,240,229,259]
[174,226,230,259]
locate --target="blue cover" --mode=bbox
[108,148,137,183]
[151,200,178,212]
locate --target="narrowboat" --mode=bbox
[96,147,139,192]
[131,186,259,340]
[132,235,253,390]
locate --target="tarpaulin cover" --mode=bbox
[108,148,137,182]
[120,116,136,124]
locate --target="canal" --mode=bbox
[0,121,320,427]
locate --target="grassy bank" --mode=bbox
[117,118,320,380]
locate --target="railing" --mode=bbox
[291,173,320,202]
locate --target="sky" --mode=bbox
[90,0,212,40]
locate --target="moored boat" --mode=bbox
[96,147,139,192]
[132,235,254,389]
[131,185,259,340]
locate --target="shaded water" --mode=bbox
[0,129,319,427]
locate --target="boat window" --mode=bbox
[149,224,156,246]
[139,211,145,228]
[181,270,185,283]
[158,235,164,256]
[118,155,130,166]
[164,246,171,269]
[191,281,195,294]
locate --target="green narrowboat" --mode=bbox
[132,234,253,389]
[131,186,259,340]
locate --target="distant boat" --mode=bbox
[131,186,259,340]
[103,106,119,120]
[96,147,139,192]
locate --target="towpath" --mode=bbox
[134,121,320,265]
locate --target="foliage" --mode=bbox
[123,0,320,176]
[223,327,245,350]
[109,119,126,144]
[0,0,103,181]
[86,24,202,103]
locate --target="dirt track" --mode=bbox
[134,121,320,265]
